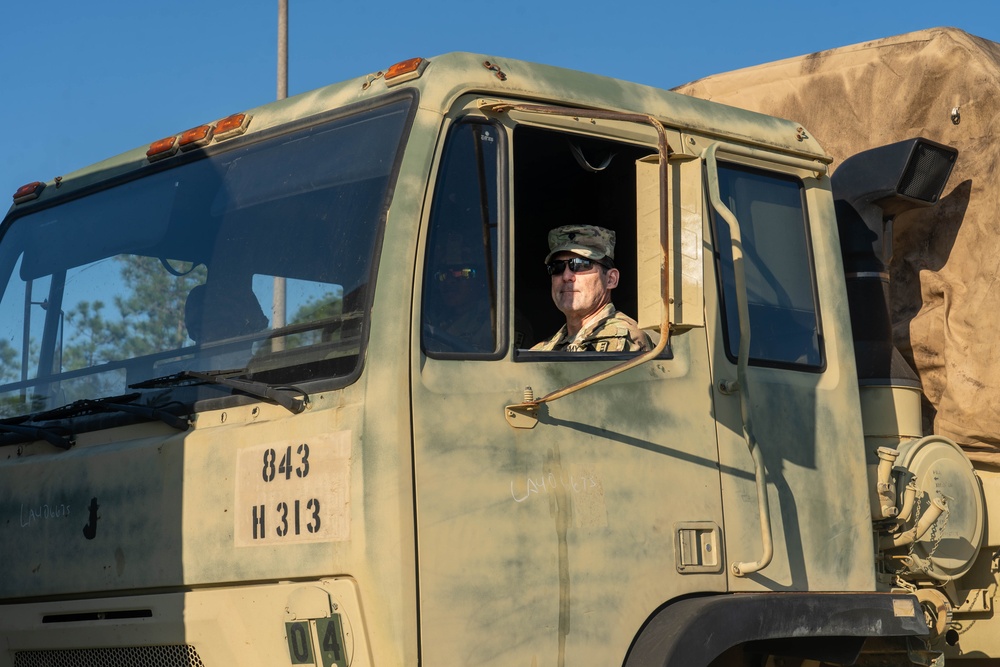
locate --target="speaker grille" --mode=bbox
[898,142,955,203]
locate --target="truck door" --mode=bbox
[699,144,877,592]
[409,102,726,667]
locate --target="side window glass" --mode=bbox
[421,120,502,356]
[712,162,823,369]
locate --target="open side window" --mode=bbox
[709,161,824,370]
[512,125,656,353]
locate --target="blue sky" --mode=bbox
[2,1,998,202]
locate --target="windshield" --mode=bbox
[0,98,412,420]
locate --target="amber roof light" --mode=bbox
[384,57,428,86]
[13,181,45,205]
[144,112,251,163]
[178,124,215,151]
[146,136,179,162]
[214,113,251,139]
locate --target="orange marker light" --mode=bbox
[214,113,251,140]
[178,124,214,150]
[146,136,178,162]
[13,181,44,204]
[384,57,427,86]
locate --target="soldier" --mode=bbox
[532,224,652,352]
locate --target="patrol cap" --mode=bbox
[544,224,616,264]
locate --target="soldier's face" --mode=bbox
[549,252,619,320]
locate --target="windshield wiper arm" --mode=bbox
[0,422,74,450]
[184,371,308,414]
[93,399,190,431]
[30,393,190,432]
[131,370,308,414]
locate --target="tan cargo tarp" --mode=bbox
[675,28,1000,465]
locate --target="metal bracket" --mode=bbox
[954,583,997,614]
[504,403,538,429]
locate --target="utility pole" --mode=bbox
[273,0,288,347]
[277,0,288,100]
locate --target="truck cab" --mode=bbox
[0,53,981,666]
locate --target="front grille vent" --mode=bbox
[13,645,205,667]
[43,609,153,623]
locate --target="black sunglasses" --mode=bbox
[546,257,606,276]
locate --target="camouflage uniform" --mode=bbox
[532,303,652,352]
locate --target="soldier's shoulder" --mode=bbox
[596,308,642,335]
[531,326,568,351]
[595,308,652,351]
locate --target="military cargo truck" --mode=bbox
[0,49,993,666]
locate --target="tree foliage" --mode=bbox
[1,253,345,416]
[0,339,17,383]
[113,256,205,356]
[54,257,206,372]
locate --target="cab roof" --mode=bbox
[8,52,827,211]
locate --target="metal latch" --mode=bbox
[674,522,722,574]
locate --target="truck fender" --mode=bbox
[623,592,929,667]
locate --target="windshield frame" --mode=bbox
[0,90,418,430]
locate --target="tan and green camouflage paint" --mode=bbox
[0,52,893,666]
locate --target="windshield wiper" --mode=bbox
[0,392,189,450]
[93,398,190,430]
[0,422,74,450]
[30,393,190,432]
[130,370,308,414]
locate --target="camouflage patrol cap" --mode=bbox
[544,225,616,264]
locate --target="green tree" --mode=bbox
[0,339,18,383]
[58,256,205,368]
[113,256,206,356]
[286,292,343,347]
[2,256,207,415]
[0,339,23,417]
[59,300,129,400]
[62,300,126,370]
